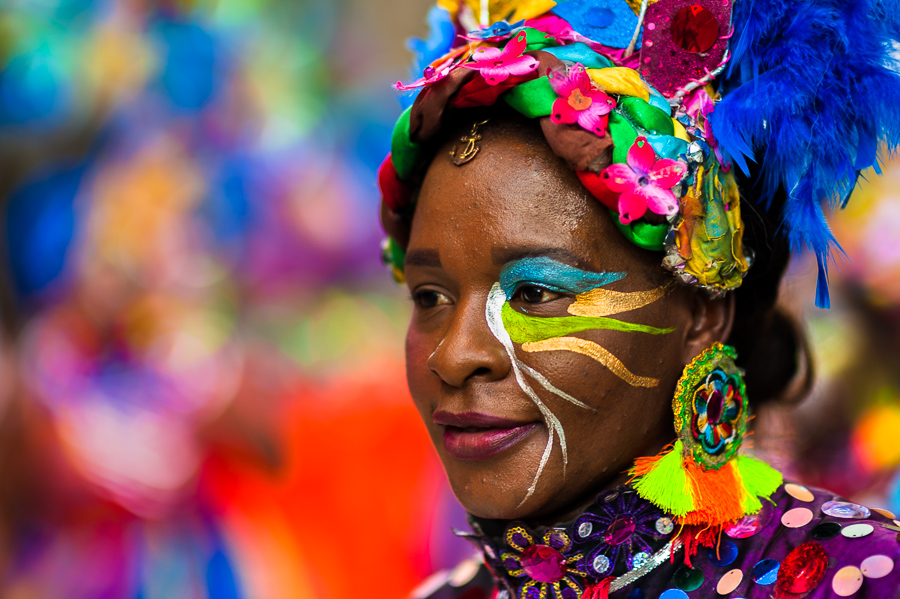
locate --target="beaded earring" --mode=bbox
[628,342,782,543]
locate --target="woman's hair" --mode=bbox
[729,169,813,406]
[389,106,812,408]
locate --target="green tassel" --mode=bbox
[631,440,695,517]
[735,454,783,514]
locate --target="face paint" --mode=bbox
[522,337,660,388]
[485,257,673,505]
[569,286,667,318]
[501,303,674,344]
[485,283,588,507]
[499,256,626,299]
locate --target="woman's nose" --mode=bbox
[426,295,511,387]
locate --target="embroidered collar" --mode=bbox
[461,487,682,598]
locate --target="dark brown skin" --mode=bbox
[403,117,734,526]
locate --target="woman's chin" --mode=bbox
[440,438,566,521]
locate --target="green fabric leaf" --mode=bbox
[503,77,557,118]
[391,106,422,181]
[611,211,668,251]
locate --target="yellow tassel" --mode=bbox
[630,441,695,517]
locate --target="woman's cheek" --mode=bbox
[405,324,438,411]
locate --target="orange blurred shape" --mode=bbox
[852,401,900,472]
[201,362,445,599]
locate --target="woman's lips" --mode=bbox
[433,411,539,460]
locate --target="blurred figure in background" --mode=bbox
[0,1,471,597]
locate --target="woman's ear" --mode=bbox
[681,291,735,364]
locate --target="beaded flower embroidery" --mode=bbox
[499,525,590,599]
[570,490,673,578]
[691,368,742,455]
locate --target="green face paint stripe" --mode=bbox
[501,302,675,344]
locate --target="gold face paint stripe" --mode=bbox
[522,336,660,388]
[568,286,667,318]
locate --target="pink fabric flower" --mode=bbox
[463,31,538,86]
[394,46,472,91]
[601,137,686,224]
[548,63,616,136]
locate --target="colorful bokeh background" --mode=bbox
[0,1,898,598]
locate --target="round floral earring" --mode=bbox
[673,342,748,470]
[630,342,782,541]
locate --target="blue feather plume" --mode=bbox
[399,6,456,108]
[711,0,900,307]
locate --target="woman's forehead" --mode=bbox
[408,124,660,281]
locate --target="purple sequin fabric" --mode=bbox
[411,482,900,598]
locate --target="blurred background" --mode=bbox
[0,1,896,598]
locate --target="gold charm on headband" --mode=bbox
[450,119,489,166]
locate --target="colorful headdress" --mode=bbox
[379,0,900,308]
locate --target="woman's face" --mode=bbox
[404,118,713,523]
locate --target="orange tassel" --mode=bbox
[629,442,675,478]
[679,460,746,527]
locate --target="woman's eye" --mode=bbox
[413,289,452,308]
[514,284,561,304]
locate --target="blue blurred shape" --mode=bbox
[205,157,255,243]
[4,166,80,299]
[158,20,218,111]
[206,548,242,599]
[400,6,455,108]
[407,5,456,74]
[0,51,67,125]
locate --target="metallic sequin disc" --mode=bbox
[725,501,774,539]
[752,559,780,585]
[841,523,874,539]
[593,554,611,574]
[632,552,650,570]
[832,565,864,596]
[707,539,738,567]
[860,554,894,579]
[872,508,896,520]
[673,565,704,592]
[577,522,593,539]
[785,483,815,502]
[782,507,814,528]
[822,501,871,519]
[656,517,674,535]
[716,569,743,594]
[659,590,689,599]
[811,522,842,540]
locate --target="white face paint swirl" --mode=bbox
[485,283,593,507]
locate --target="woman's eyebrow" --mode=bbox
[490,246,593,270]
[405,248,442,268]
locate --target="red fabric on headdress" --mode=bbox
[378,154,414,211]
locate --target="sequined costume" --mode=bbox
[413,483,900,598]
